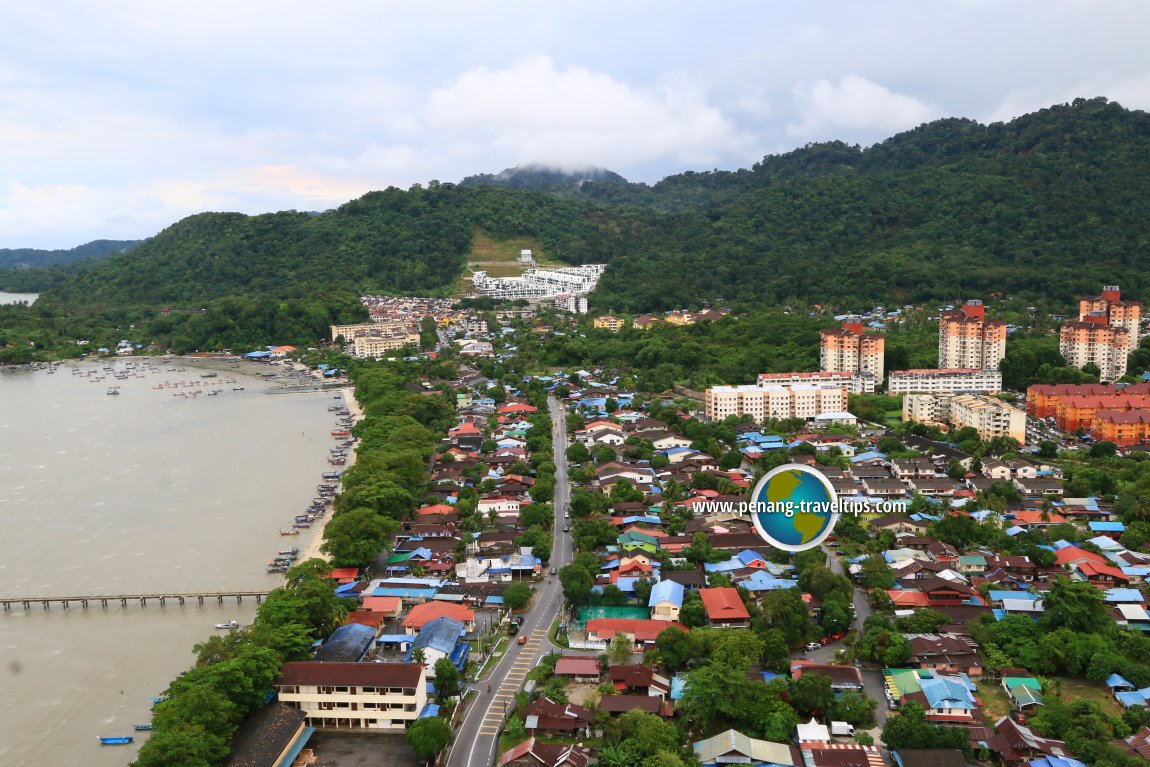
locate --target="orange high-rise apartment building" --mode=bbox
[820,321,885,383]
[938,300,1007,370]
[1060,285,1141,383]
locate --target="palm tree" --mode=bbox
[412,648,427,665]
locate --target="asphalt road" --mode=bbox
[819,544,889,728]
[446,397,572,767]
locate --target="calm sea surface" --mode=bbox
[0,358,340,766]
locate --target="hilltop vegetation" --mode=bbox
[0,239,143,292]
[4,97,1150,358]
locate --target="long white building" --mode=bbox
[757,371,876,394]
[705,383,848,423]
[471,264,606,301]
[887,368,1002,395]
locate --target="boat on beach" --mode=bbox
[99,736,133,745]
[280,529,300,535]
[133,724,153,731]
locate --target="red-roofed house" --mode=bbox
[586,619,685,648]
[1054,546,1109,569]
[500,737,592,767]
[346,611,387,628]
[699,587,751,628]
[418,503,456,516]
[1073,560,1130,586]
[402,601,476,634]
[553,657,600,683]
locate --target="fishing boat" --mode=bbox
[331,430,351,438]
[292,522,310,529]
[106,388,120,396]
[280,528,300,535]
[233,386,245,391]
[151,696,168,704]
[214,620,239,630]
[133,724,153,731]
[99,736,133,745]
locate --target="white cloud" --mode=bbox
[787,74,942,141]
[986,71,1150,124]
[424,55,750,168]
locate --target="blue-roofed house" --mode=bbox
[1108,673,1137,693]
[315,623,377,663]
[919,675,976,721]
[404,617,468,676]
[851,451,887,464]
[1028,758,1088,767]
[649,580,684,622]
[1117,688,1150,709]
[1105,588,1145,603]
[1090,521,1126,535]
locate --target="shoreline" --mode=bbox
[297,384,363,563]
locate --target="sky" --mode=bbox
[2,1,1149,249]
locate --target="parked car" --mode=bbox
[804,642,821,651]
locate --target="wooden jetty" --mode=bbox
[0,590,271,612]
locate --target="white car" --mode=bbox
[804,642,822,652]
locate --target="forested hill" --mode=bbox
[0,239,141,269]
[460,165,628,192]
[43,97,1150,312]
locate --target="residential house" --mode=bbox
[522,697,595,735]
[693,729,800,767]
[405,617,469,676]
[500,738,592,767]
[699,587,752,628]
[401,601,476,634]
[608,664,671,698]
[274,662,427,732]
[553,657,600,684]
[649,579,685,622]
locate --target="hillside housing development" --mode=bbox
[471,264,606,302]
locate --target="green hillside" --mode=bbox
[40,97,1150,314]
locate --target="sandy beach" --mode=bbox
[297,384,363,563]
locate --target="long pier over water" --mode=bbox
[1,591,270,611]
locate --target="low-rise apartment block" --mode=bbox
[887,368,1002,395]
[904,393,1026,444]
[820,321,885,382]
[705,383,847,423]
[757,370,876,394]
[938,300,1006,370]
[593,316,625,332]
[275,662,427,732]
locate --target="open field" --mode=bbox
[454,230,559,294]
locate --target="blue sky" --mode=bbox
[3,0,1149,248]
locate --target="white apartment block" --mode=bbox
[705,383,848,423]
[352,330,421,358]
[275,662,427,732]
[903,393,1025,444]
[471,264,606,301]
[554,294,589,314]
[757,371,876,394]
[888,369,1002,395]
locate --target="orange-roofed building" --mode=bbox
[1026,383,1118,417]
[585,618,685,646]
[325,567,360,584]
[496,402,538,414]
[1053,546,1109,569]
[402,601,475,634]
[1092,409,1150,446]
[698,587,751,628]
[418,504,455,516]
[360,596,403,617]
[346,611,387,628]
[886,590,932,608]
[1055,394,1150,431]
[1011,510,1068,528]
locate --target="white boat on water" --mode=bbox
[214,620,239,630]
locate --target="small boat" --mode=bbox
[99,736,134,745]
[133,724,153,731]
[331,430,351,438]
[280,529,300,535]
[152,696,168,704]
[214,620,239,630]
[200,372,218,378]
[232,386,244,391]
[292,522,310,529]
